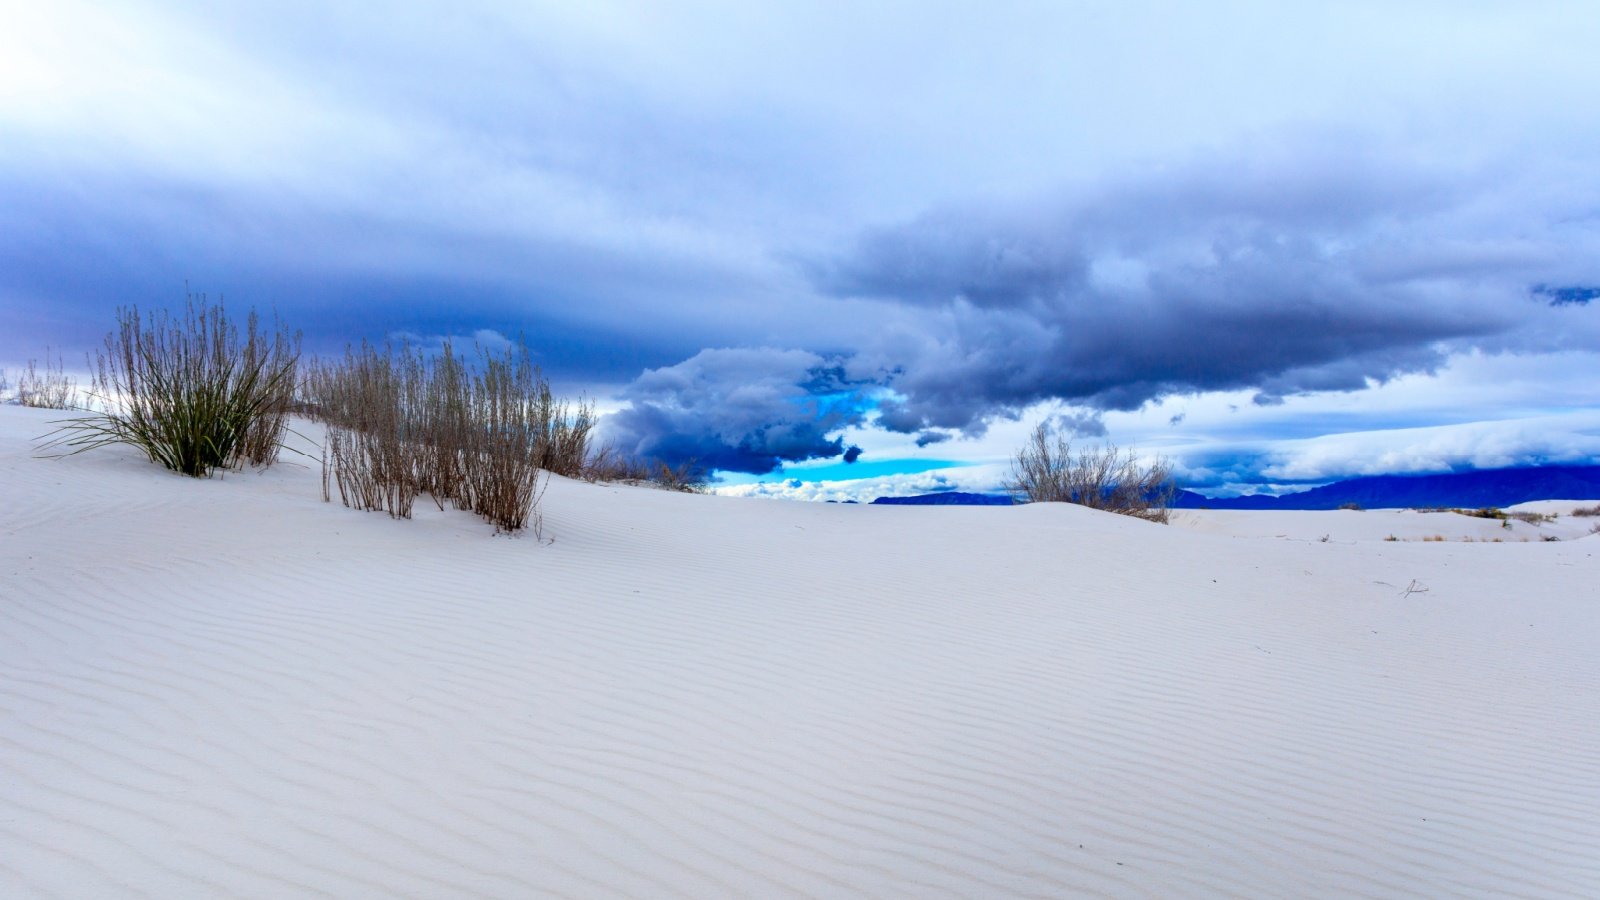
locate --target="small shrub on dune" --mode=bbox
[310,343,422,518]
[307,338,580,535]
[582,445,707,492]
[460,343,548,533]
[537,387,596,479]
[1009,422,1175,522]
[15,350,78,409]
[1568,504,1599,518]
[45,298,299,477]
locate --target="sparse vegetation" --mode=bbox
[1338,502,1363,511]
[43,298,299,477]
[304,337,596,535]
[1414,506,1555,526]
[1009,422,1175,522]
[1571,504,1600,517]
[14,350,78,409]
[583,444,708,492]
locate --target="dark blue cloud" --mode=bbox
[0,171,723,380]
[823,143,1600,434]
[1534,284,1600,306]
[599,348,872,474]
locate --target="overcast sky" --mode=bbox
[4,0,1598,498]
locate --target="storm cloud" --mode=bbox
[820,142,1599,434]
[600,348,869,475]
[7,2,1600,486]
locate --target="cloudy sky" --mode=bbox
[4,0,1598,499]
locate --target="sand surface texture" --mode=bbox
[3,406,1598,898]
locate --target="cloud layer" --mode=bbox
[600,348,870,474]
[821,140,1599,437]
[5,2,1600,488]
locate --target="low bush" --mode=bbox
[15,351,78,409]
[44,298,299,476]
[306,338,591,534]
[583,445,707,492]
[1009,422,1175,522]
[1571,504,1600,517]
[1418,506,1554,525]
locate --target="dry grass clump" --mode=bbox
[1570,504,1600,517]
[583,445,707,492]
[44,299,299,477]
[14,351,78,409]
[305,339,594,534]
[1009,422,1175,522]
[1422,506,1553,524]
[1414,506,1556,528]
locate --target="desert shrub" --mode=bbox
[583,444,707,492]
[1009,422,1175,523]
[537,387,596,479]
[461,343,548,533]
[1338,502,1363,511]
[306,338,579,534]
[311,343,421,519]
[1421,506,1554,525]
[1573,504,1600,517]
[15,350,78,409]
[45,298,299,476]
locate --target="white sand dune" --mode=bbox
[3,404,1598,898]
[1170,502,1600,543]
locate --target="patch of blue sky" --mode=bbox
[712,457,966,488]
[776,457,967,483]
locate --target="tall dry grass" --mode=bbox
[306,338,595,534]
[1010,422,1176,522]
[15,350,78,409]
[44,299,300,477]
[583,445,708,492]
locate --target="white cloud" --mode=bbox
[712,464,1010,504]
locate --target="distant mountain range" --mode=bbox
[1172,465,1600,510]
[871,491,1015,506]
[869,466,1600,510]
